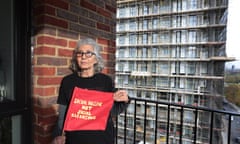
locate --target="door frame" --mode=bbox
[0,0,32,143]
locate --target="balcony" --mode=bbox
[114,97,240,144]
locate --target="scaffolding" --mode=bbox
[116,0,234,143]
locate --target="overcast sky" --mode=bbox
[226,0,240,59]
[225,0,240,69]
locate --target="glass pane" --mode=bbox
[0,0,14,102]
[0,115,21,144]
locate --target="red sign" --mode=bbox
[63,87,114,131]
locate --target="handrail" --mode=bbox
[115,97,240,144]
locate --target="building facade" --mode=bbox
[115,0,232,143]
[0,0,117,143]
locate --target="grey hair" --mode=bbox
[69,38,104,73]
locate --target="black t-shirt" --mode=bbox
[57,72,124,144]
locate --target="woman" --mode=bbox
[52,38,129,144]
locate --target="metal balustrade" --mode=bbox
[115,97,240,144]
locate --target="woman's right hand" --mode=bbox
[52,136,66,144]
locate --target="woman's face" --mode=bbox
[76,44,97,71]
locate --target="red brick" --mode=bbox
[103,46,115,53]
[58,48,73,57]
[34,105,57,116]
[34,121,55,134]
[58,29,79,39]
[38,115,58,125]
[37,77,62,85]
[34,46,56,55]
[34,67,56,76]
[97,7,112,17]
[81,0,96,12]
[37,36,56,45]
[97,22,110,31]
[34,26,57,35]
[105,4,116,13]
[37,57,68,66]
[38,96,58,107]
[101,53,111,60]
[34,87,56,96]
[56,38,68,47]
[69,40,77,48]
[57,67,72,75]
[110,40,116,47]
[97,38,109,45]
[44,0,69,10]
[36,15,68,29]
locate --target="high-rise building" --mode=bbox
[115,0,233,143]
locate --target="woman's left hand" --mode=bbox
[113,90,129,103]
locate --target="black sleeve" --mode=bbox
[52,105,67,137]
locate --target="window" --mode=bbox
[143,5,149,15]
[161,47,169,57]
[152,3,159,14]
[129,20,137,31]
[152,47,158,57]
[189,15,197,26]
[118,7,126,18]
[117,22,125,31]
[189,31,196,42]
[123,62,129,71]
[117,48,125,58]
[160,32,169,43]
[118,35,125,45]
[186,79,194,89]
[160,63,169,74]
[143,20,148,30]
[142,48,147,58]
[129,34,137,44]
[0,0,32,143]
[180,62,186,74]
[176,31,181,43]
[180,47,186,57]
[187,46,196,58]
[130,6,137,16]
[171,78,175,88]
[152,33,158,43]
[152,18,159,29]
[141,62,147,71]
[179,78,185,88]
[157,77,169,87]
[182,0,187,10]
[129,47,137,57]
[129,62,136,71]
[160,17,170,28]
[189,0,197,9]
[187,62,195,74]
[117,62,124,71]
[151,62,157,73]
[181,30,187,43]
[142,33,148,44]
[171,62,176,74]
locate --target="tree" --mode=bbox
[224,84,240,106]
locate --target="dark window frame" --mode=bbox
[0,0,32,143]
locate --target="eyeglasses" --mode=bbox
[76,51,96,58]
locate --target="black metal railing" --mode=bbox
[115,97,240,144]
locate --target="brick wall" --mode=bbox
[32,0,116,143]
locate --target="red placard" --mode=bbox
[63,87,114,131]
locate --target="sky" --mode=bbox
[225,0,240,68]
